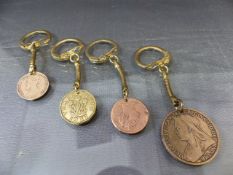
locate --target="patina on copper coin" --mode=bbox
[161,108,219,165]
[60,89,96,125]
[111,98,149,134]
[17,72,49,100]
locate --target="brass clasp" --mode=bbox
[51,38,84,61]
[20,30,51,50]
[85,39,128,100]
[135,45,171,70]
[135,45,183,112]
[19,30,52,74]
[85,39,118,63]
[51,38,85,90]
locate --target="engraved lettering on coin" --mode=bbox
[111,98,149,134]
[17,72,49,100]
[161,108,219,165]
[60,89,96,125]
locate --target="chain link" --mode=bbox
[73,82,80,90]
[108,55,119,64]
[158,64,184,112]
[123,87,128,101]
[158,65,169,74]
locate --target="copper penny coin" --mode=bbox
[111,98,149,134]
[17,72,49,100]
[60,89,97,125]
[161,108,220,165]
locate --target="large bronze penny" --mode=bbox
[161,108,219,165]
[17,72,49,100]
[60,89,96,125]
[111,98,149,134]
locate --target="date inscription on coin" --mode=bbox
[111,98,149,134]
[60,89,96,125]
[17,72,49,100]
[161,108,219,165]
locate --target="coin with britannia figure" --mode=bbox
[111,98,149,134]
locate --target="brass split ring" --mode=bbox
[19,30,51,51]
[51,38,84,61]
[85,39,118,64]
[135,46,172,70]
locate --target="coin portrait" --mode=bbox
[111,98,149,134]
[161,108,219,165]
[17,72,49,100]
[60,89,96,125]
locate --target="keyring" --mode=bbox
[85,39,118,64]
[51,38,84,61]
[19,30,51,51]
[134,45,220,165]
[51,38,96,125]
[134,46,172,70]
[17,30,51,101]
[85,39,149,134]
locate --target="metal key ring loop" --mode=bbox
[19,30,52,51]
[135,46,172,70]
[51,38,85,61]
[85,39,119,64]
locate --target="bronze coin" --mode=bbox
[60,89,96,125]
[161,108,220,165]
[111,98,149,134]
[17,72,49,100]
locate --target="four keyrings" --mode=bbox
[16,30,220,166]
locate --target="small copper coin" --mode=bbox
[161,108,220,166]
[60,89,96,125]
[17,72,49,100]
[111,98,149,134]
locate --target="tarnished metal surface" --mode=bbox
[0,0,233,174]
